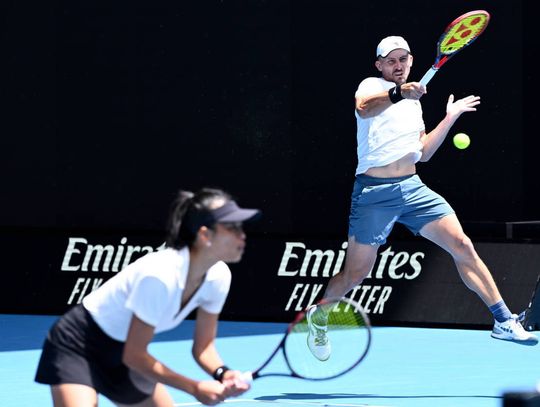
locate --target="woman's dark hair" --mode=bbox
[165,188,232,249]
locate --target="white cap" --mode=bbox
[376,36,411,58]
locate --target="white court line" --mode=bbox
[174,398,389,406]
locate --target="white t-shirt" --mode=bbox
[82,247,231,341]
[354,77,425,175]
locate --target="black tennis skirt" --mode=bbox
[34,303,156,404]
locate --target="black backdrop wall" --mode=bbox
[1,0,538,325]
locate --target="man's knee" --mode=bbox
[452,234,477,259]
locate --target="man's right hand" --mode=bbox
[400,82,427,100]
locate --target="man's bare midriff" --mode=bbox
[364,152,418,178]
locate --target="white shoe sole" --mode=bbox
[491,333,539,346]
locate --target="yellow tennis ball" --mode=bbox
[453,133,470,149]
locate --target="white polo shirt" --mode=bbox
[83,247,231,341]
[354,77,425,175]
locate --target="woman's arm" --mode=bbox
[192,308,250,396]
[122,314,228,405]
[192,308,223,374]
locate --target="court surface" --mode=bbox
[1,314,539,407]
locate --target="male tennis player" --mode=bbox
[35,188,259,406]
[307,36,538,361]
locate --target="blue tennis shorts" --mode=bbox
[348,174,455,245]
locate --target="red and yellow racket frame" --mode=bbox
[420,10,490,86]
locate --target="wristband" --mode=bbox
[388,85,404,103]
[212,365,230,382]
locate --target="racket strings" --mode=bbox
[439,13,489,54]
[284,299,370,380]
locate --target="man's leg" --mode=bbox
[307,237,379,360]
[324,236,380,299]
[420,214,538,345]
[419,214,501,306]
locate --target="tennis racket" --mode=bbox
[240,297,371,383]
[420,10,490,86]
[520,273,540,332]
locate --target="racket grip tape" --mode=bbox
[419,67,437,86]
[239,371,253,384]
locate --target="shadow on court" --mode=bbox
[255,392,502,402]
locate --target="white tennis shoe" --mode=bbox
[306,305,331,361]
[491,314,539,346]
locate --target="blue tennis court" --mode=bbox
[1,314,538,407]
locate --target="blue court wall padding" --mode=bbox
[2,227,539,329]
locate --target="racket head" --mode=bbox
[282,297,371,381]
[434,10,490,64]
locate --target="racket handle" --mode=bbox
[419,67,438,86]
[239,371,253,384]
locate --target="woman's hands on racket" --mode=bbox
[222,369,251,396]
[194,380,230,406]
[193,370,251,406]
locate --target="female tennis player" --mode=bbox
[35,188,260,406]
